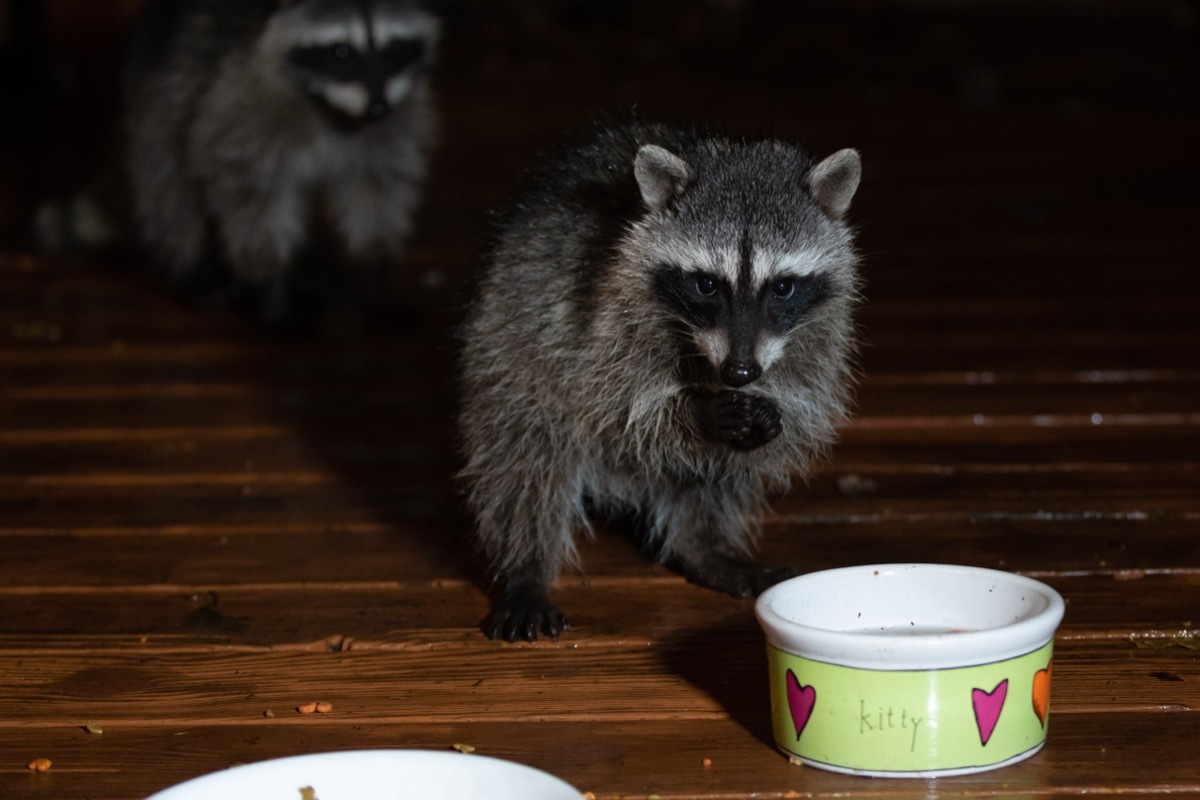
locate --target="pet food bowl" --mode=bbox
[145,749,582,800]
[755,563,1065,777]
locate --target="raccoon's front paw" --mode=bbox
[696,390,781,450]
[741,395,783,449]
[695,390,752,446]
[485,583,568,643]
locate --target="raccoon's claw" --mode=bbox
[486,584,567,642]
[672,553,799,598]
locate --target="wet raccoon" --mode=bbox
[39,0,439,325]
[458,122,863,641]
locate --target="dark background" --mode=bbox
[2,0,1197,291]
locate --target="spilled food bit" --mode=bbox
[84,722,104,735]
[297,701,333,714]
[27,757,53,772]
[452,743,476,754]
[299,787,318,800]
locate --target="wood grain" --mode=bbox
[1,1,1197,798]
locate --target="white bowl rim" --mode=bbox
[144,748,582,800]
[755,563,1065,670]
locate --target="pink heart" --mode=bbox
[972,679,1009,746]
[785,669,816,740]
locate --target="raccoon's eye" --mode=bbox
[770,277,796,299]
[289,43,361,78]
[694,274,718,297]
[320,43,358,62]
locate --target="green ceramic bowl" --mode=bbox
[755,563,1065,777]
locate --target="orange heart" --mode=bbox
[1032,663,1052,727]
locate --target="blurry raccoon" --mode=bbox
[458,121,863,641]
[37,0,439,327]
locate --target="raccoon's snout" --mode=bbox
[366,99,391,121]
[721,359,762,388]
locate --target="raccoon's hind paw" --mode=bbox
[671,552,798,598]
[485,583,568,642]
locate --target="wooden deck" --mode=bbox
[2,2,1198,797]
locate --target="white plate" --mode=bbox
[146,749,583,800]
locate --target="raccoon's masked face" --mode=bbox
[274,0,438,130]
[651,255,834,387]
[633,144,861,388]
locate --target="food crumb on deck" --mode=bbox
[296,701,333,714]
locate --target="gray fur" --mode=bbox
[458,122,864,641]
[121,0,438,320]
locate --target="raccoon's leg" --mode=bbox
[204,177,308,326]
[654,482,797,598]
[330,173,419,263]
[125,120,211,287]
[690,390,782,451]
[464,426,583,642]
[327,165,422,309]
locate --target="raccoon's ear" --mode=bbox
[634,145,693,213]
[805,148,862,219]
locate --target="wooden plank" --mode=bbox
[0,575,1196,649]
[3,486,1193,535]
[3,416,1199,473]
[2,377,1198,432]
[2,5,1196,800]
[0,515,1197,589]
[0,639,1195,729]
[3,714,1199,800]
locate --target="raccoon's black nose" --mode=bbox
[366,100,390,120]
[721,360,762,388]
